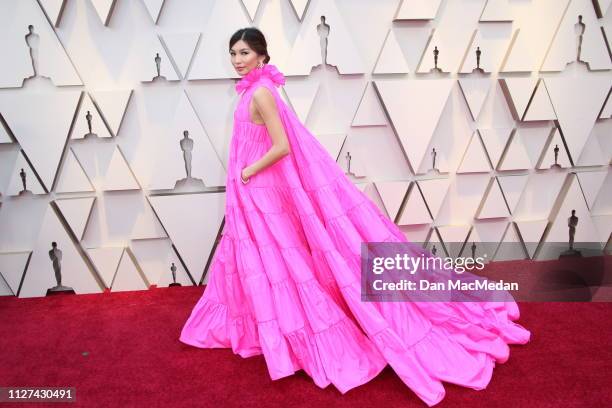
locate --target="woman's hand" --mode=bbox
[241,166,254,184]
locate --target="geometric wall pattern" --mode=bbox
[0,0,610,298]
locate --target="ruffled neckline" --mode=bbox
[235,63,286,94]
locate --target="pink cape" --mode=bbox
[179,63,531,406]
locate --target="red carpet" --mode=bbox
[1,285,610,407]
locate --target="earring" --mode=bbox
[257,61,264,68]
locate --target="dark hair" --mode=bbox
[229,27,270,63]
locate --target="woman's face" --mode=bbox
[230,39,264,76]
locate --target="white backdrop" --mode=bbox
[0,0,610,298]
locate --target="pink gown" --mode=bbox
[179,64,531,406]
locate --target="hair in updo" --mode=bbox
[229,27,271,63]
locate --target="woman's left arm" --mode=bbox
[241,87,291,182]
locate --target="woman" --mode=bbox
[179,27,530,406]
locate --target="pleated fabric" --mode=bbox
[179,64,531,406]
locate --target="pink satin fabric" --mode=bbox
[179,64,531,406]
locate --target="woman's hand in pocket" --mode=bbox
[240,166,255,184]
